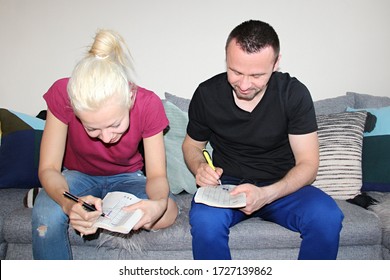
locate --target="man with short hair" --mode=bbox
[182,20,344,260]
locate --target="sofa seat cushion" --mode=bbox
[0,189,34,258]
[2,192,383,260]
[0,189,30,242]
[367,192,390,252]
[95,196,382,251]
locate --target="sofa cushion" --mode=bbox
[313,95,355,115]
[347,92,390,109]
[165,92,190,112]
[0,109,45,189]
[0,189,32,258]
[1,191,383,260]
[163,101,197,194]
[313,111,367,199]
[347,106,390,192]
[367,192,390,252]
[92,195,381,257]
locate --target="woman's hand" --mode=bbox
[66,195,103,236]
[123,198,168,231]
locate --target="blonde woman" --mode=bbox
[32,30,178,259]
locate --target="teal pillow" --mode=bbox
[163,101,197,194]
[347,106,390,192]
[0,109,45,188]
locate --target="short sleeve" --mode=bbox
[43,78,74,124]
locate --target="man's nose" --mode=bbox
[238,76,251,91]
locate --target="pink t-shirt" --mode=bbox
[43,78,169,176]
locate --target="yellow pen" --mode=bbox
[202,149,222,185]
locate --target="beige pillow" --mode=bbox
[314,111,367,199]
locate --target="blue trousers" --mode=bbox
[190,176,344,260]
[32,170,148,260]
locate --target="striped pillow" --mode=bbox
[314,111,367,199]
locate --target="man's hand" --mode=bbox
[195,162,223,187]
[230,184,270,215]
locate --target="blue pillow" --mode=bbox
[347,106,390,192]
[0,108,45,188]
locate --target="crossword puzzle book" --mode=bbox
[194,184,246,208]
[93,191,143,234]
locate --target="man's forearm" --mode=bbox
[182,135,207,176]
[265,162,318,204]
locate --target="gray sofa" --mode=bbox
[1,91,389,260]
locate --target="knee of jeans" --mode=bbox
[33,212,67,239]
[190,206,229,240]
[326,205,344,230]
[323,200,343,222]
[306,201,344,233]
[32,199,68,238]
[36,225,48,237]
[190,219,229,245]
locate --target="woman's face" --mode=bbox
[77,102,130,144]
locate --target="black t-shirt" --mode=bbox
[187,72,317,182]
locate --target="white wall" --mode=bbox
[1,0,389,115]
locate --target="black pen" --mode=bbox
[63,191,108,218]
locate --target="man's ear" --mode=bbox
[273,54,281,71]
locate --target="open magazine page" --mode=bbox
[194,184,246,208]
[94,191,144,234]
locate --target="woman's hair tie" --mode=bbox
[95,54,109,60]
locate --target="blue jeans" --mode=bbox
[190,176,344,260]
[32,170,148,260]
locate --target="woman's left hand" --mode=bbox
[122,198,167,230]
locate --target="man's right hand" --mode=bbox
[195,162,223,187]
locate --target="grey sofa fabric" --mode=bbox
[367,192,390,259]
[348,92,390,109]
[0,189,384,260]
[1,92,390,260]
[313,95,355,115]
